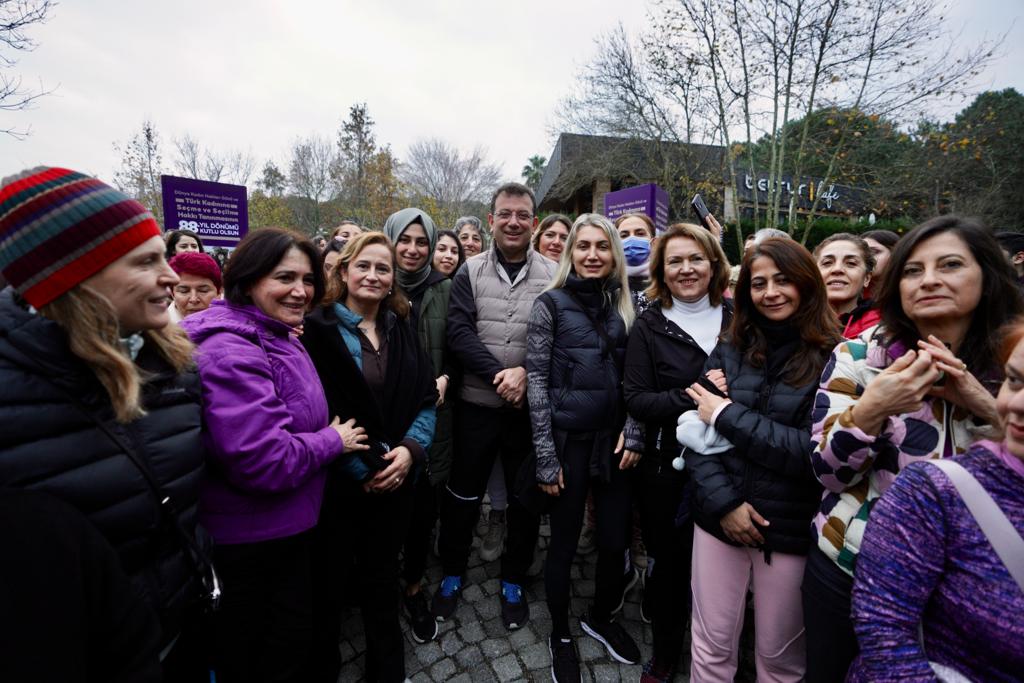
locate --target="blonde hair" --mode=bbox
[323,231,410,318]
[645,223,731,308]
[40,286,195,423]
[548,213,635,331]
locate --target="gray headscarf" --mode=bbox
[383,207,437,292]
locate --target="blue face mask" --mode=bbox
[622,236,651,266]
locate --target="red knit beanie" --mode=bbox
[168,251,223,290]
[0,167,162,308]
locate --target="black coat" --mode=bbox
[688,338,825,556]
[301,304,438,472]
[0,288,207,647]
[0,489,162,682]
[541,277,628,432]
[623,301,733,467]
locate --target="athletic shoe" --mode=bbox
[479,509,505,562]
[431,575,462,622]
[499,580,529,630]
[640,656,675,682]
[549,636,582,682]
[404,590,438,643]
[580,611,641,664]
[612,565,641,614]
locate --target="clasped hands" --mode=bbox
[684,369,731,424]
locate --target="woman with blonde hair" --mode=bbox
[526,214,639,681]
[0,167,214,677]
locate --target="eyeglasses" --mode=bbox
[494,210,534,222]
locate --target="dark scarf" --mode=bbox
[753,313,802,379]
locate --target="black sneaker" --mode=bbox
[580,611,641,664]
[549,636,581,683]
[404,590,438,643]
[431,575,462,622]
[612,565,641,614]
[499,580,529,630]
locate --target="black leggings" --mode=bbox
[634,455,693,665]
[402,474,438,586]
[545,434,632,639]
[802,546,857,683]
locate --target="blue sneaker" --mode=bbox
[500,580,529,630]
[430,575,462,622]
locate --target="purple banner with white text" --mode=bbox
[161,175,248,248]
[603,184,670,234]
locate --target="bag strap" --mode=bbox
[927,459,1024,593]
[42,378,221,607]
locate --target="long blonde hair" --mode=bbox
[41,286,194,423]
[547,213,635,330]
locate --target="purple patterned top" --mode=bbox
[848,441,1024,682]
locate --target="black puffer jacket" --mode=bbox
[688,338,825,556]
[542,278,628,431]
[0,288,207,647]
[624,301,733,467]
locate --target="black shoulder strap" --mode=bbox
[42,377,221,610]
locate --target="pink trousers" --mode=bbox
[690,526,807,683]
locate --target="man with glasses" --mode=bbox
[432,182,556,631]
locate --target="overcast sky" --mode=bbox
[1,0,1021,185]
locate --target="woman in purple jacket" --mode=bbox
[182,228,368,683]
[849,318,1024,681]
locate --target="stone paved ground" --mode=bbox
[335,508,756,682]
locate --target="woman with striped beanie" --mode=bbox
[0,167,214,678]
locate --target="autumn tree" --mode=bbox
[333,103,378,224]
[0,0,54,138]
[256,161,287,196]
[363,145,403,228]
[172,133,255,186]
[113,120,165,225]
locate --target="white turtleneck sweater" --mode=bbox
[662,293,723,355]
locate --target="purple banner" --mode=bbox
[603,183,670,234]
[161,175,248,248]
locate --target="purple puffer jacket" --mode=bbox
[181,300,343,544]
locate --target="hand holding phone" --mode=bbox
[691,194,711,230]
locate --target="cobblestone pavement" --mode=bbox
[334,509,757,682]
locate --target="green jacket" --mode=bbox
[416,273,454,485]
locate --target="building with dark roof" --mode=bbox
[535,132,868,222]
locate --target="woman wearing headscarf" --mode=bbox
[382,208,457,644]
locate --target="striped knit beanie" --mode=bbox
[0,166,162,308]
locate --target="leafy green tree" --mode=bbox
[521,155,546,190]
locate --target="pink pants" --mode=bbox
[690,526,807,683]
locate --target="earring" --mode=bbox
[387,289,393,295]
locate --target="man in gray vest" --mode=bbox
[432,182,557,631]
